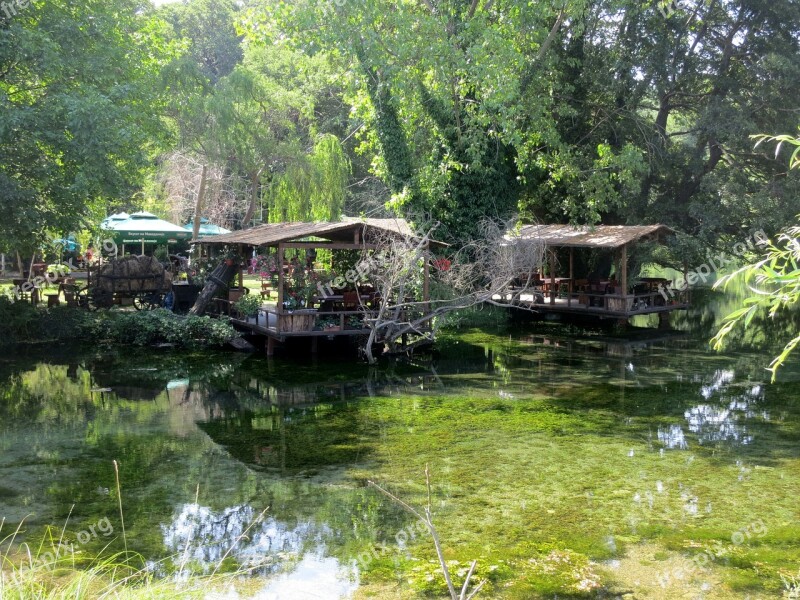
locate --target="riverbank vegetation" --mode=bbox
[0,301,236,348]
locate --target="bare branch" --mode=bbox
[368,468,485,600]
[355,217,545,363]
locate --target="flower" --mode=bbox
[433,257,452,272]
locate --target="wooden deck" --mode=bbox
[492,289,690,320]
[227,304,429,356]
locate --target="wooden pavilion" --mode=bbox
[195,217,435,355]
[494,224,690,322]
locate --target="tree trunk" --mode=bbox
[189,260,239,316]
[192,164,208,243]
[241,171,260,229]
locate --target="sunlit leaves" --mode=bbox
[713,222,800,380]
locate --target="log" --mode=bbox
[189,260,239,316]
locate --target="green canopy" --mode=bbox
[103,211,191,252]
[100,212,130,229]
[182,218,230,237]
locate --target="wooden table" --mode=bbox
[12,278,40,304]
[541,278,572,292]
[638,277,671,292]
[311,294,371,309]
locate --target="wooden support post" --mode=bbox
[192,164,207,246]
[621,243,628,311]
[238,244,244,289]
[311,336,318,354]
[266,336,275,357]
[277,243,285,313]
[549,250,556,305]
[568,247,574,307]
[423,242,430,305]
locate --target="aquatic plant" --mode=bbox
[369,466,487,600]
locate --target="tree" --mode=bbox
[354,218,546,363]
[153,22,353,229]
[712,131,800,381]
[553,0,800,258]
[0,0,175,255]
[255,0,593,243]
[159,0,243,85]
[266,133,350,222]
[251,0,799,251]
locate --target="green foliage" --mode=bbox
[253,0,800,248]
[233,293,261,317]
[266,133,351,222]
[0,0,177,252]
[712,133,800,380]
[713,224,800,380]
[97,310,237,347]
[0,302,236,348]
[406,558,511,597]
[160,0,243,85]
[0,522,257,599]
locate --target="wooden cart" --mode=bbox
[77,256,172,311]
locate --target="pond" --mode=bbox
[0,291,798,599]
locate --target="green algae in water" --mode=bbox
[0,330,798,598]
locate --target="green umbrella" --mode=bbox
[183,218,231,237]
[104,211,192,254]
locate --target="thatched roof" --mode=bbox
[514,224,673,249]
[195,217,425,247]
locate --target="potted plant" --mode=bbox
[221,248,239,267]
[315,315,340,331]
[346,314,364,330]
[234,294,262,322]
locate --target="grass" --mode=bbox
[0,504,271,600]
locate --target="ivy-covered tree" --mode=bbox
[550,0,800,261]
[250,0,799,249]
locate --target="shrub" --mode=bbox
[0,302,236,348]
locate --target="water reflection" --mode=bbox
[0,325,797,598]
[162,503,358,599]
[700,369,736,399]
[657,424,688,449]
[685,404,753,445]
[681,370,767,447]
[251,554,358,600]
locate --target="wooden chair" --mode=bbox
[342,290,359,311]
[260,279,273,300]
